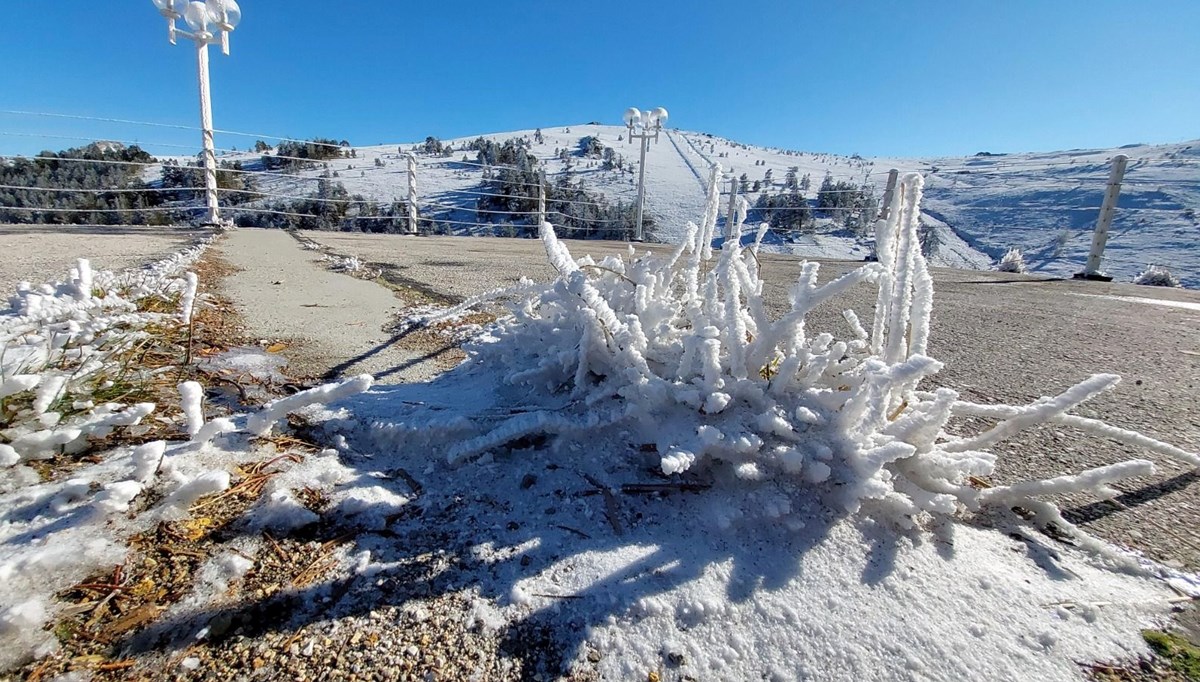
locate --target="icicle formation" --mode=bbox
[452,169,1196,543]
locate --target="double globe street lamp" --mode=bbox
[150,0,242,228]
[623,106,668,242]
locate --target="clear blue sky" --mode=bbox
[1,1,1196,159]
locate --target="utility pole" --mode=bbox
[623,106,669,242]
[195,42,220,226]
[151,0,241,229]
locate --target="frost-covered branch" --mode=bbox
[382,171,1197,554]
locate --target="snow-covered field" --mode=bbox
[188,127,1197,287]
[2,176,1198,679]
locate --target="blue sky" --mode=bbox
[1,1,1196,158]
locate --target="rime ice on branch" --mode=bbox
[423,167,1196,552]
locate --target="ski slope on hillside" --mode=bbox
[174,128,1197,286]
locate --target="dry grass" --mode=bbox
[12,247,359,680]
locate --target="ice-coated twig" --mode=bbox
[179,381,204,436]
[981,460,1155,504]
[943,374,1120,453]
[179,271,199,324]
[246,374,373,436]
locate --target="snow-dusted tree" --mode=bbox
[1133,265,1180,287]
[997,248,1027,273]
[918,220,942,256]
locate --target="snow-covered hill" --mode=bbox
[188,127,1198,286]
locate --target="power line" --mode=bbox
[0,205,190,214]
[0,109,199,132]
[0,131,205,153]
[0,183,205,194]
[0,109,353,152]
[1,154,160,169]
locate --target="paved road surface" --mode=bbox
[215,228,456,384]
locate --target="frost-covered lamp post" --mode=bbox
[150,0,241,228]
[624,106,668,242]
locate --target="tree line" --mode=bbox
[0,143,183,225]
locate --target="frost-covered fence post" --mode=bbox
[878,169,899,221]
[538,176,547,226]
[1075,154,1128,281]
[405,153,419,235]
[724,174,739,243]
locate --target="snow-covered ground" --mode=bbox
[178,127,1196,287]
[2,176,1198,679]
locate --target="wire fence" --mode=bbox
[1,111,1196,278]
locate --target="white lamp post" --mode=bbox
[624,106,668,242]
[151,0,241,228]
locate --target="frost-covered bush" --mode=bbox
[1,242,212,464]
[997,247,1027,273]
[322,254,365,273]
[418,166,1197,552]
[1133,265,1180,287]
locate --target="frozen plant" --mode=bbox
[997,247,1027,273]
[421,165,1197,555]
[179,271,199,324]
[324,254,373,276]
[1,239,214,465]
[1133,265,1180,287]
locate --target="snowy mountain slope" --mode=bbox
[917,142,1200,286]
[181,127,1196,285]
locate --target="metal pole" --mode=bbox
[725,175,738,242]
[878,168,899,221]
[195,39,221,227]
[405,153,418,235]
[1077,154,1129,280]
[634,134,649,241]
